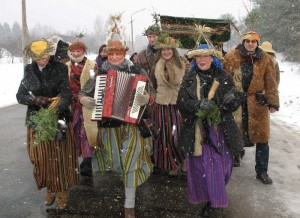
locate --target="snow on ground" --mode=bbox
[1,54,300,130]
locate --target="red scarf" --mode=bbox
[70,62,84,107]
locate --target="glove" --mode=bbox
[223,88,237,105]
[32,96,49,107]
[80,96,96,109]
[198,99,215,110]
[255,91,268,106]
[136,91,150,106]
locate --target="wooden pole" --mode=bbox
[22,0,30,68]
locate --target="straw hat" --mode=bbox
[24,39,54,61]
[259,41,276,54]
[187,44,222,60]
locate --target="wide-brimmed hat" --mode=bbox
[242,31,261,43]
[24,39,54,61]
[154,35,180,49]
[259,41,276,54]
[187,44,222,60]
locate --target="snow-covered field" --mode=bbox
[1,54,300,129]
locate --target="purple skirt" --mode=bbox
[71,107,94,158]
[186,126,233,208]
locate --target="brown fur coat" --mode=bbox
[223,47,279,143]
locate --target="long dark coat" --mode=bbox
[177,64,244,155]
[16,56,72,124]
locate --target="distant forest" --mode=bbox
[1,0,300,62]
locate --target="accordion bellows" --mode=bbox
[92,70,148,124]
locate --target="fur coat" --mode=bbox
[222,45,279,143]
[154,58,185,105]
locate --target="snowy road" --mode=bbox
[0,104,299,217]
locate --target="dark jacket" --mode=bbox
[177,64,244,155]
[16,56,72,124]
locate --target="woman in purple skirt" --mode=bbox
[177,44,244,216]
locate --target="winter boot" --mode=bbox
[45,189,56,206]
[124,207,135,218]
[201,202,213,217]
[56,191,68,210]
[80,157,93,177]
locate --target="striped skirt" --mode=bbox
[96,124,152,188]
[186,126,233,208]
[27,124,79,193]
[152,104,185,170]
[71,107,94,158]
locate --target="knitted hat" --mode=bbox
[259,41,276,54]
[154,35,180,49]
[187,44,222,60]
[68,41,87,52]
[242,31,261,43]
[24,39,54,61]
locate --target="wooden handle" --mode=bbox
[208,79,220,101]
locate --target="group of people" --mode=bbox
[16,22,279,217]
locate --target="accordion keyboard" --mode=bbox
[92,75,107,120]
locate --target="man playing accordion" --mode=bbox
[79,34,156,218]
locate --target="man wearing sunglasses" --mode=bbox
[223,31,279,184]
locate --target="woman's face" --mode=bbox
[162,48,173,60]
[36,56,50,68]
[108,52,125,66]
[100,47,107,57]
[195,55,213,70]
[70,48,85,58]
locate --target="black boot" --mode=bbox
[233,154,241,167]
[256,172,273,184]
[80,157,93,177]
[201,202,213,217]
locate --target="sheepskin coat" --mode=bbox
[222,45,280,143]
[154,58,186,105]
[66,58,97,147]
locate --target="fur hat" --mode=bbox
[68,41,87,52]
[155,35,180,49]
[187,44,222,60]
[143,25,160,36]
[259,41,276,54]
[24,39,54,61]
[107,33,129,56]
[242,31,261,43]
[54,40,69,61]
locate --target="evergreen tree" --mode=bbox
[254,0,300,61]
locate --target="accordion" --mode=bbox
[91,69,148,124]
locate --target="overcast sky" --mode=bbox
[1,0,248,39]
